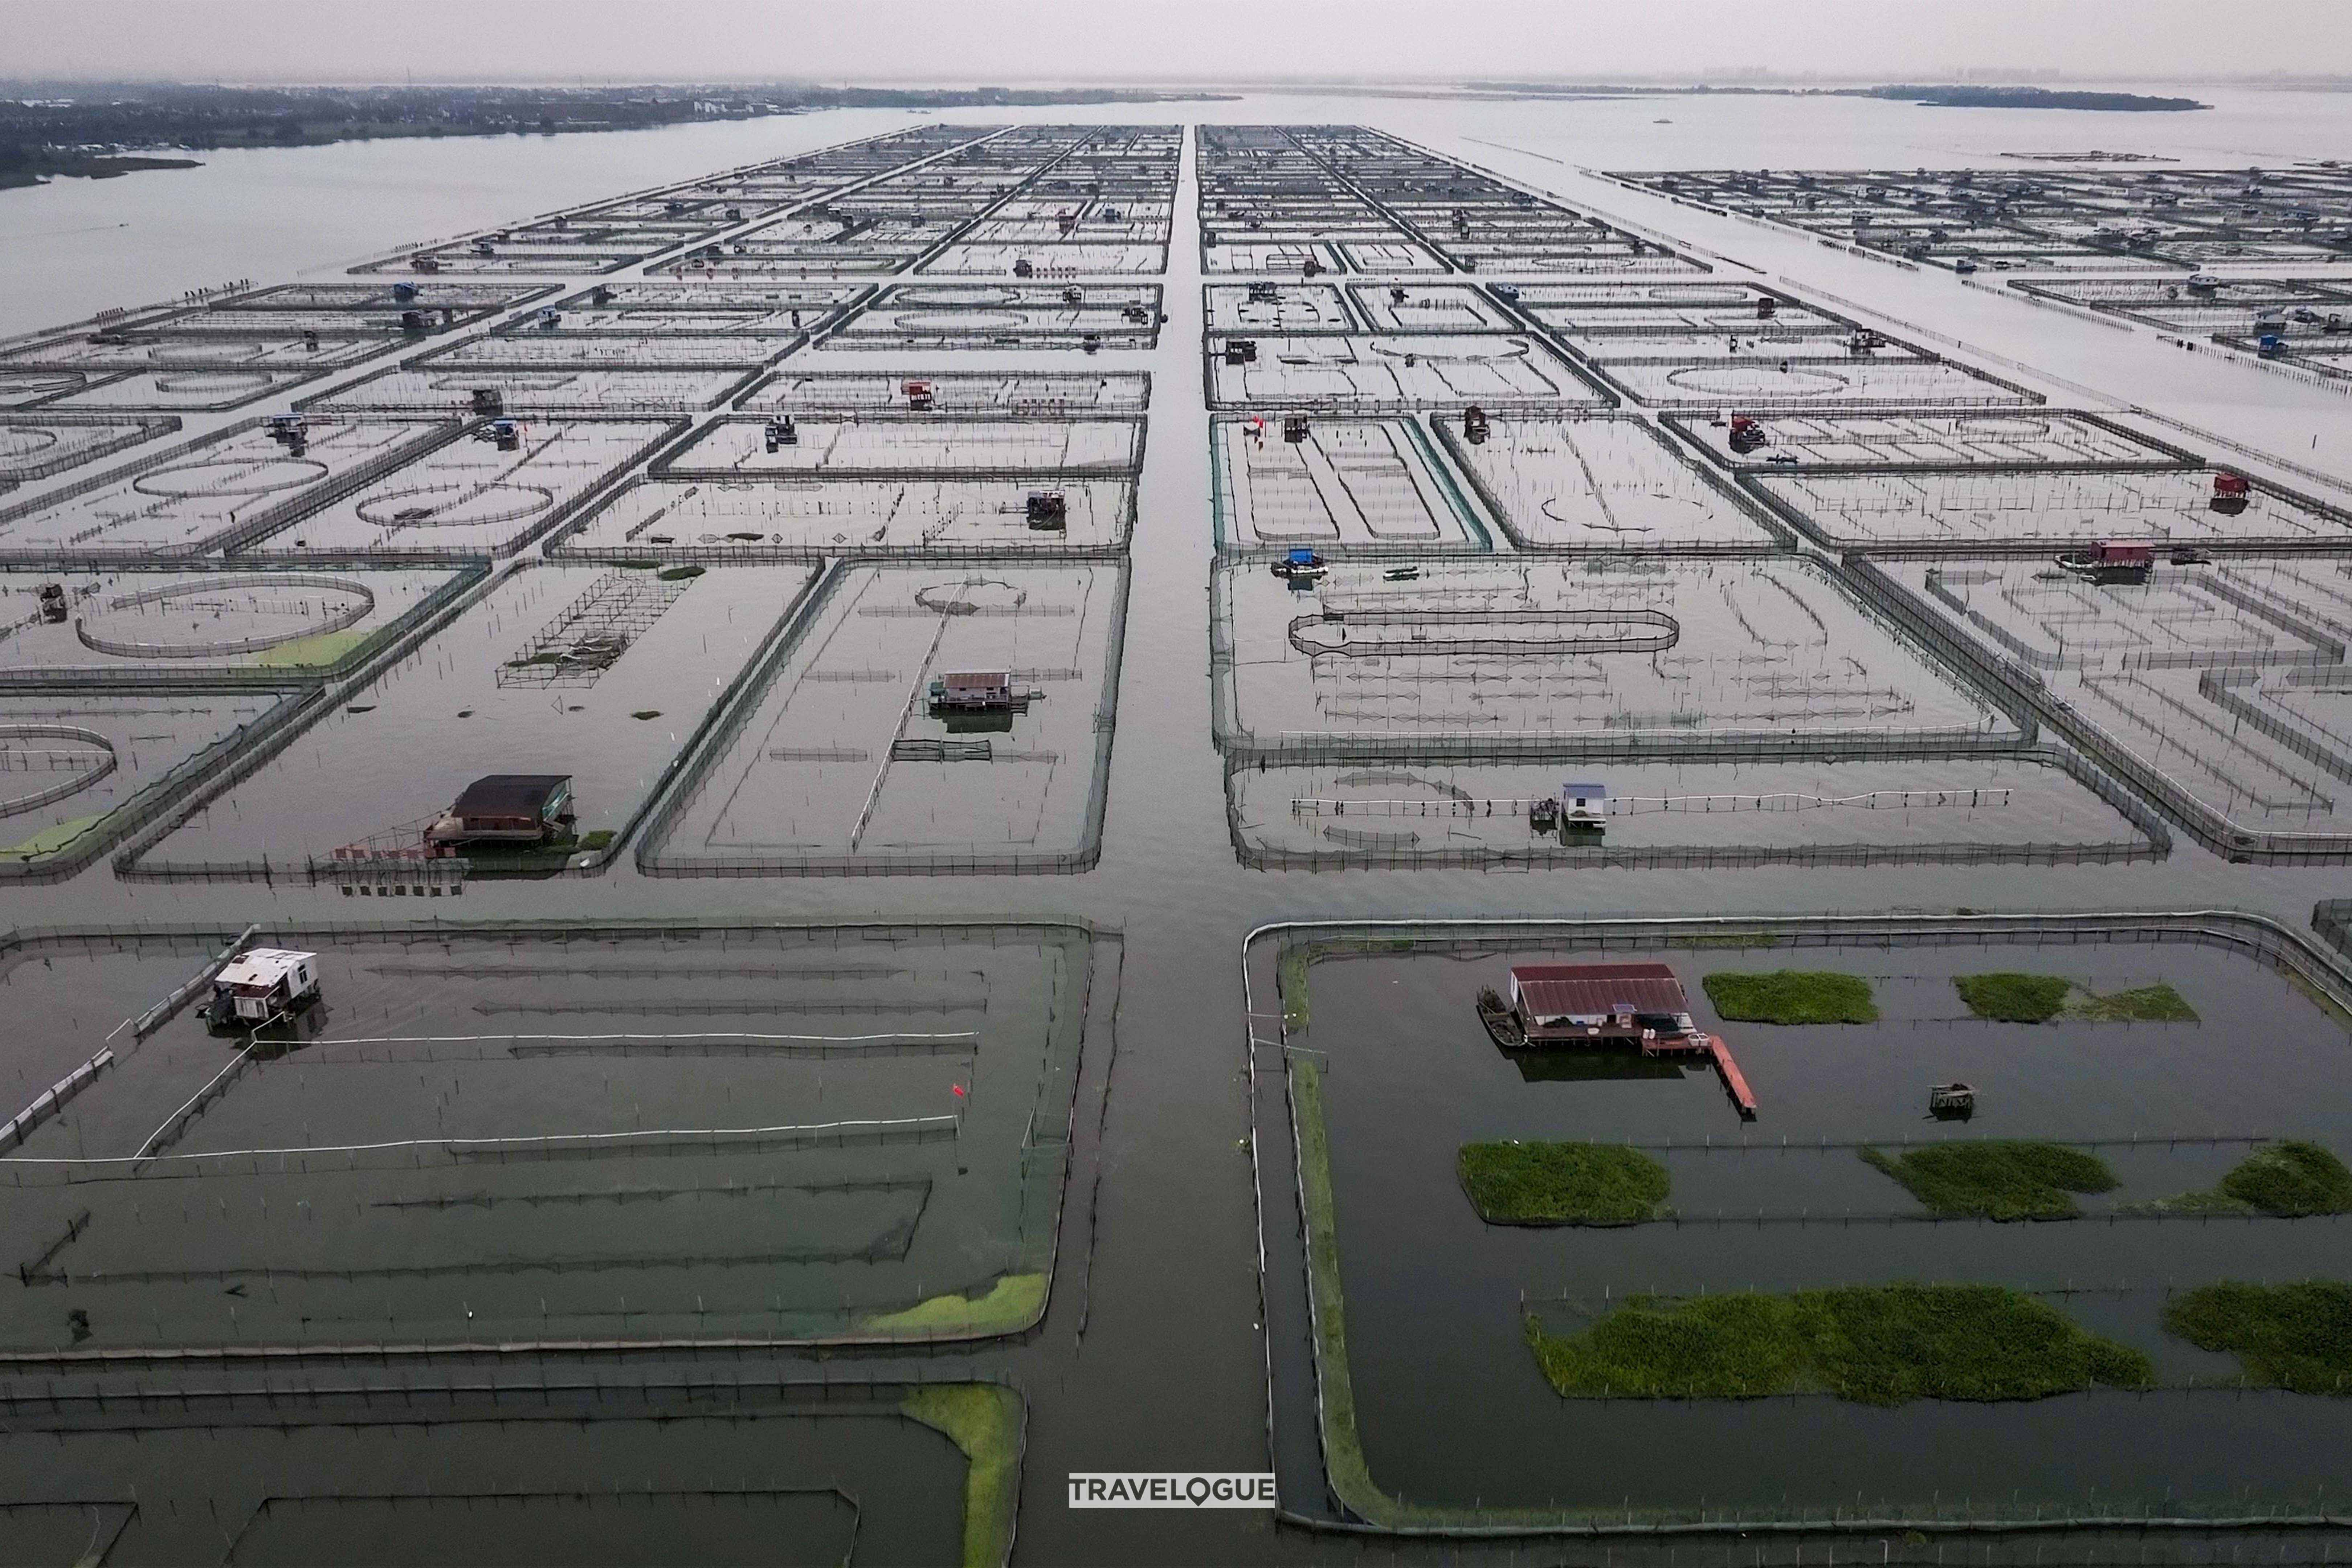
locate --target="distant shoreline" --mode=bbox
[0,84,1237,190]
[1457,81,2210,111]
[2,153,204,189]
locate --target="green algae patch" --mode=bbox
[860,1273,1046,1338]
[1278,944,1313,1031]
[1292,1054,1392,1522]
[1953,972,2072,1023]
[245,627,376,669]
[2164,1281,2352,1394]
[1527,1283,2153,1404]
[903,1384,1024,1568]
[1527,1291,1806,1400]
[1702,970,1878,1025]
[1458,1141,1669,1226]
[0,812,104,861]
[2141,1141,2352,1218]
[1861,1141,2118,1221]
[2073,982,2197,1022]
[1952,974,2196,1024]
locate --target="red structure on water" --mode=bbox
[1479,961,1759,1117]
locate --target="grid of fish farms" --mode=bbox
[1197,128,2210,874]
[0,122,1171,890]
[1608,163,2352,393]
[0,120,1187,1566]
[15,109,2352,1563]
[1613,163,2352,274]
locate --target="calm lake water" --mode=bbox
[6,84,2352,1564]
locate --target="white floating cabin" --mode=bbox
[209,948,322,1025]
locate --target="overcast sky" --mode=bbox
[3,0,2349,85]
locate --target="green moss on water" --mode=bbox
[1458,1141,1669,1225]
[1291,1054,1389,1520]
[1527,1291,1805,1399]
[2218,1142,2352,1215]
[859,1273,1047,1338]
[1702,969,1878,1025]
[1860,1141,2118,1220]
[2143,1141,2352,1217]
[0,812,104,860]
[2072,982,2198,1022]
[2164,1281,2352,1394]
[1278,945,1312,1031]
[245,628,376,669]
[902,1384,1023,1568]
[1526,1283,2153,1404]
[1954,972,2072,1023]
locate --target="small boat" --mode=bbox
[1476,986,1527,1049]
[2054,541,2152,585]
[1928,1081,1976,1119]
[1383,564,1421,582]
[1271,548,1328,583]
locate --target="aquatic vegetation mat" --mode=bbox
[1859,1141,2120,1220]
[903,1383,1025,1568]
[1953,972,2073,1022]
[2163,1281,2352,1394]
[1458,1141,1669,1225]
[1525,1283,2154,1403]
[1955,974,2201,1026]
[1702,969,1878,1024]
[2073,982,2198,1022]
[2142,1141,2352,1217]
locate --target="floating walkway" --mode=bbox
[1642,1030,1759,1119]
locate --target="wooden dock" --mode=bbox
[1641,1032,1759,1119]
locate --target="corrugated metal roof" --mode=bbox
[216,948,314,988]
[452,774,570,818]
[1510,961,1689,1020]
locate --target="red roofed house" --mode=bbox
[1505,961,1704,1047]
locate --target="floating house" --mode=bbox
[928,670,1021,713]
[2055,540,2153,584]
[1561,782,1607,830]
[1025,490,1068,530]
[427,774,575,849]
[1494,962,1703,1046]
[1477,961,1757,1116]
[1270,547,1327,583]
[206,948,323,1029]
